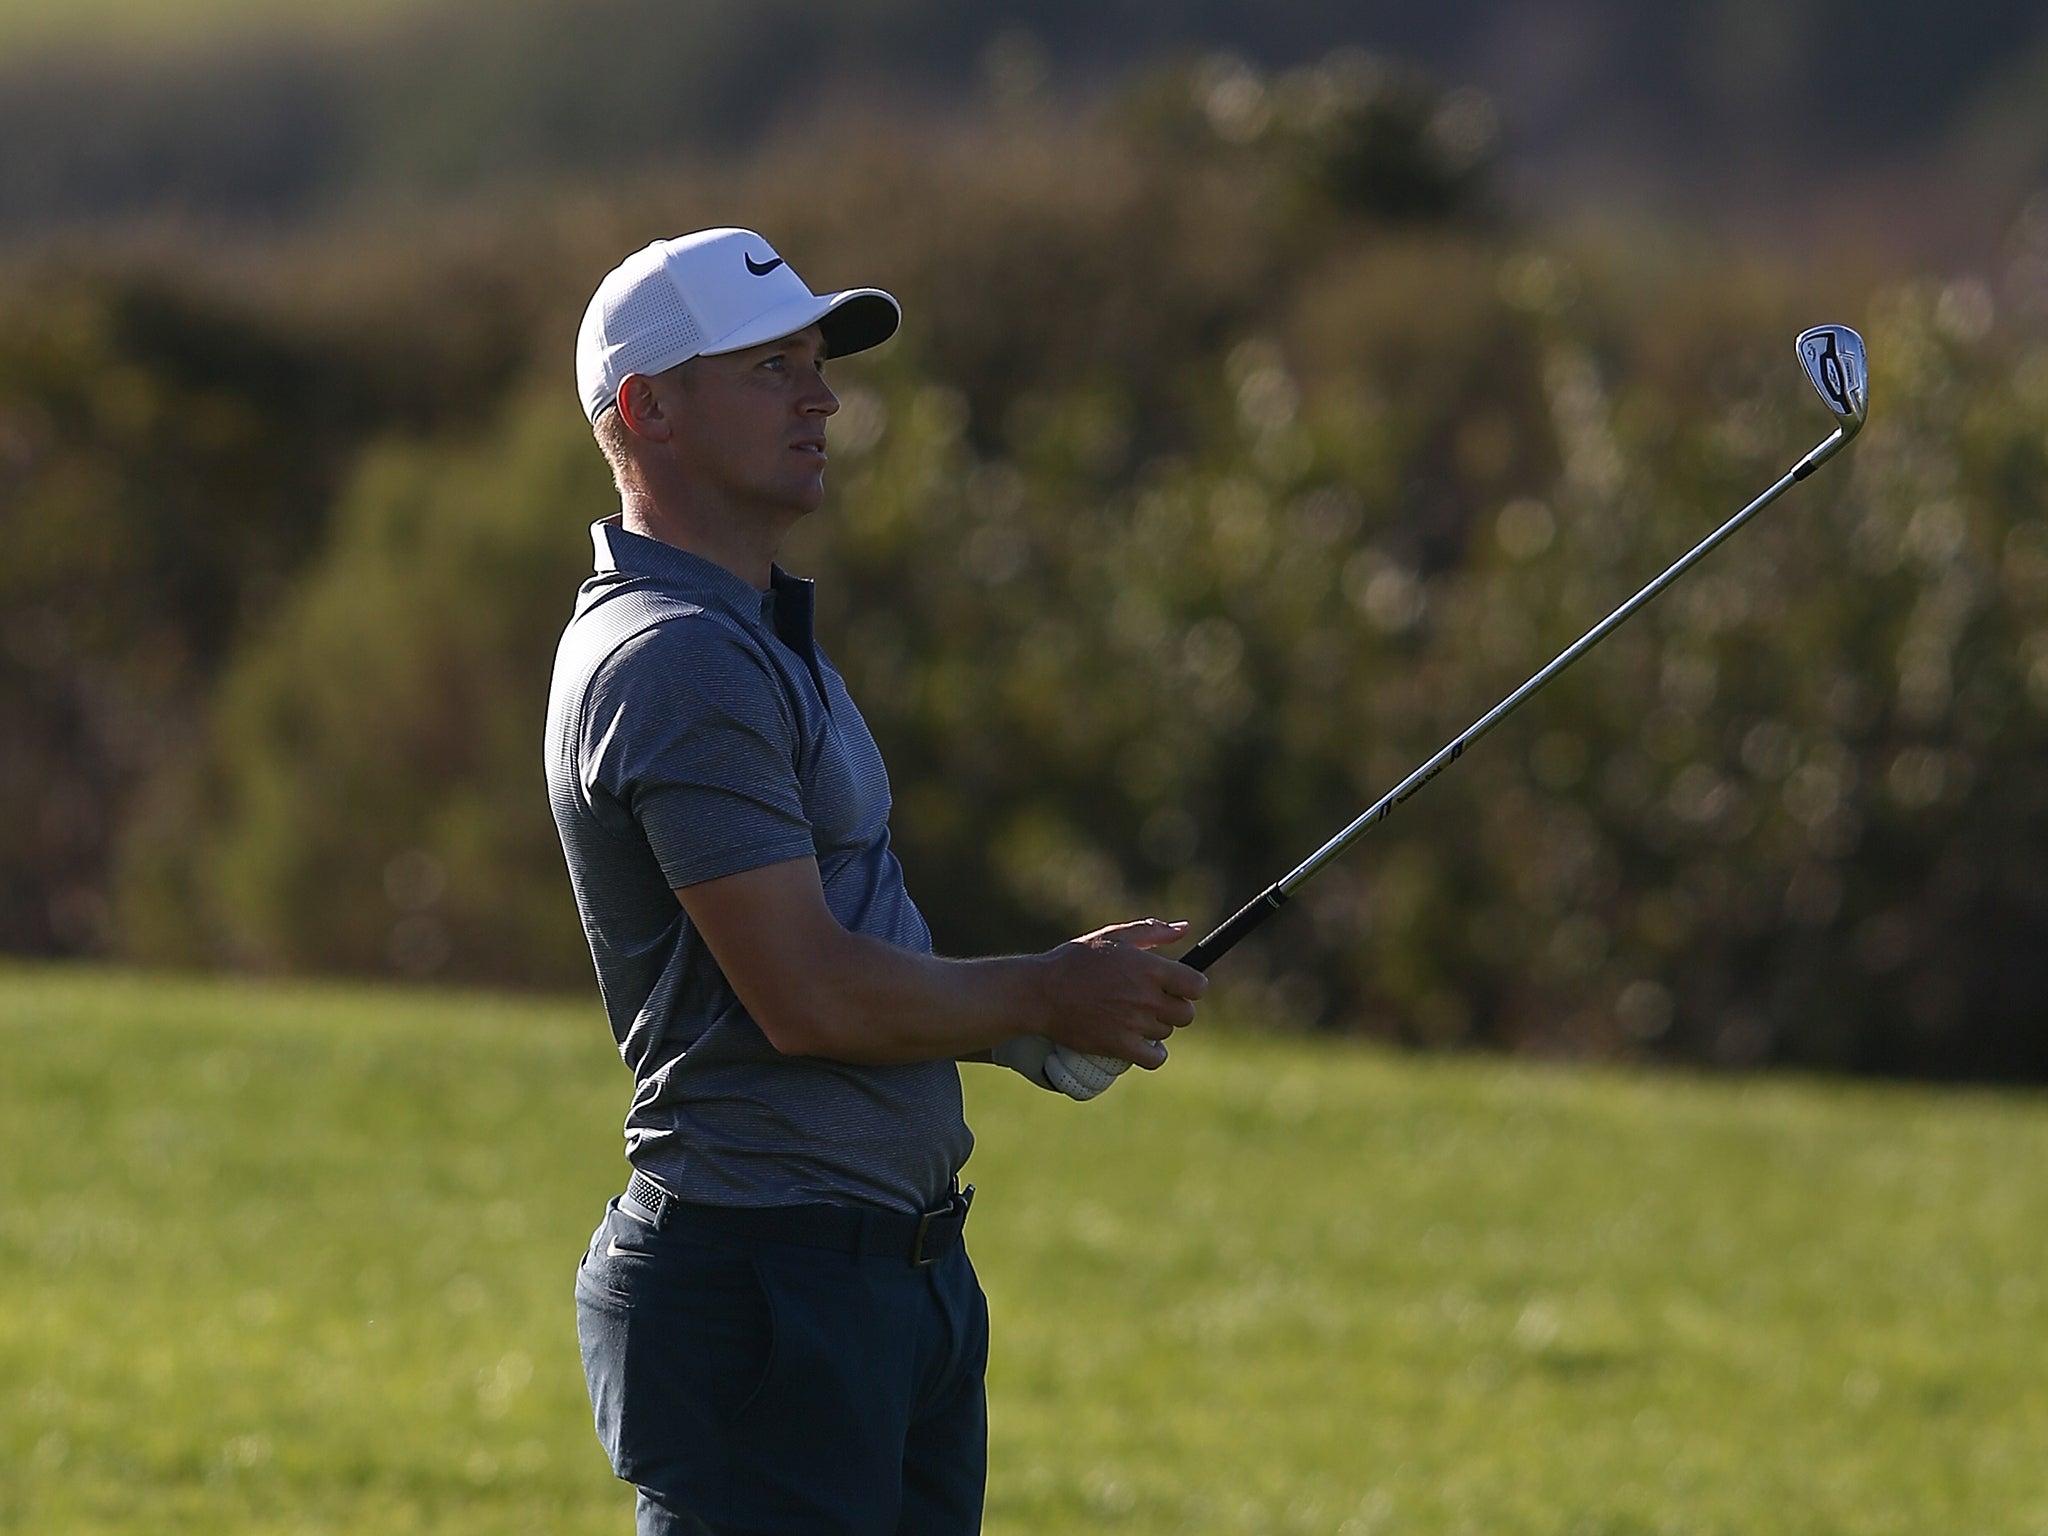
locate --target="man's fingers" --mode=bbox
[1129,949,1207,1006]
[1087,918,1189,951]
[1046,1048,1132,1100]
[1075,919,1211,996]
[1044,918,1206,1065]
[1102,1036,1168,1069]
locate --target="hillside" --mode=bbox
[0,0,2040,259]
[0,0,411,53]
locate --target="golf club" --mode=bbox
[1053,325,1867,1092]
[1177,323,1868,974]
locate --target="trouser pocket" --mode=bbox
[574,1206,776,1486]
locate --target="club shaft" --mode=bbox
[1178,427,1847,974]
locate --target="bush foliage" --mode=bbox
[6,60,2045,1077]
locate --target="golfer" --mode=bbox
[546,228,1207,1535]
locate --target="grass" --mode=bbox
[2,963,2046,1534]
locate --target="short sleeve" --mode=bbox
[581,618,816,889]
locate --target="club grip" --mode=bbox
[1179,885,1289,973]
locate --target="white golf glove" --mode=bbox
[1045,1048,1131,1099]
[990,1037,1134,1102]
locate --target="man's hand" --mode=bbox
[1044,1045,1131,1098]
[990,1035,1134,1101]
[1036,918,1206,1069]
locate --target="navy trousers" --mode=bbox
[576,1198,989,1536]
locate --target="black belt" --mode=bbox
[621,1168,974,1269]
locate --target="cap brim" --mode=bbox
[700,287,901,360]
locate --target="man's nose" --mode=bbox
[803,378,840,416]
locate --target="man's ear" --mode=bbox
[616,373,675,444]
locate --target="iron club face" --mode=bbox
[1797,324,1868,439]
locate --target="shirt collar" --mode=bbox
[590,516,816,652]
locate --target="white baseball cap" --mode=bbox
[575,228,900,423]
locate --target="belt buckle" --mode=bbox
[908,1183,973,1268]
[909,1208,940,1268]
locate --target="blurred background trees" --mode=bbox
[4,3,2046,1079]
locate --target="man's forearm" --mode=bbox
[674,860,1200,1068]
[759,926,1050,1065]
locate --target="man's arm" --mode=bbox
[674,856,1205,1067]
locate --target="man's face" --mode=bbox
[660,324,840,518]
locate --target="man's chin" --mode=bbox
[787,475,828,514]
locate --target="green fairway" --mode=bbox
[2,965,2045,1534]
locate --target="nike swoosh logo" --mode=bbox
[606,1237,638,1258]
[745,254,785,276]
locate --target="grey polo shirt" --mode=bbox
[544,518,971,1213]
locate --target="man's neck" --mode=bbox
[617,490,789,590]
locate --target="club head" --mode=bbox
[1796,325,1868,440]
